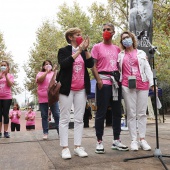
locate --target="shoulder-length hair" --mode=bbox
[41,60,53,72]
[1,61,10,73]
[120,31,137,50]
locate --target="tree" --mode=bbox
[0,32,21,95]
[152,1,170,83]
[24,21,65,95]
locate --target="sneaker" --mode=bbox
[43,134,48,140]
[61,148,71,159]
[74,147,88,157]
[139,140,151,151]
[0,133,2,138]
[111,140,129,151]
[4,132,10,138]
[95,141,105,154]
[131,141,138,151]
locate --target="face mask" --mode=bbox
[76,36,83,46]
[122,37,133,47]
[45,64,52,71]
[102,31,112,40]
[0,66,7,72]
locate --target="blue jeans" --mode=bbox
[39,102,60,134]
[95,84,122,141]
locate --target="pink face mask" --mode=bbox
[45,65,52,71]
[102,31,112,40]
[76,36,83,46]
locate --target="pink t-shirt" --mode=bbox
[25,111,36,126]
[36,71,54,103]
[0,73,14,99]
[91,42,120,85]
[9,110,21,124]
[122,49,149,90]
[71,54,85,90]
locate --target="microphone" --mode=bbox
[137,30,145,40]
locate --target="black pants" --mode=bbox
[11,122,20,131]
[0,99,12,124]
[83,113,89,127]
[95,84,122,141]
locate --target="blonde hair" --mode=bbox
[120,31,137,50]
[65,27,81,43]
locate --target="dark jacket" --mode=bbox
[57,45,94,96]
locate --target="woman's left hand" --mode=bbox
[83,36,89,50]
[79,36,89,51]
[150,85,158,95]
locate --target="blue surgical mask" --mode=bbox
[0,66,7,71]
[122,37,133,48]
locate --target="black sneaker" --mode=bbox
[4,132,10,138]
[0,132,2,138]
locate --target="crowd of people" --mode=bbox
[0,23,154,160]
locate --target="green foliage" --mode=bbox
[0,32,21,95]
[25,0,170,99]
[152,1,170,85]
[24,20,65,95]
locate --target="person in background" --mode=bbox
[118,31,153,151]
[83,102,92,128]
[91,23,129,154]
[0,61,14,138]
[36,60,60,140]
[9,103,21,131]
[25,106,36,131]
[57,27,94,159]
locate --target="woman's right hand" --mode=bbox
[79,36,89,52]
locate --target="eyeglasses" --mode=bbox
[1,65,7,67]
[103,28,111,32]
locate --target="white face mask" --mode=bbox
[45,64,52,71]
[0,66,7,72]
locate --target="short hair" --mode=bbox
[103,23,115,31]
[120,31,137,50]
[65,28,81,43]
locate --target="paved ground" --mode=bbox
[0,112,170,170]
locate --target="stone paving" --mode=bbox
[0,113,170,170]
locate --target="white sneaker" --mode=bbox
[139,140,151,151]
[111,140,129,151]
[131,141,138,151]
[62,148,71,159]
[95,141,105,154]
[43,134,48,140]
[74,147,88,157]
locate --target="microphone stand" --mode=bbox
[123,38,170,170]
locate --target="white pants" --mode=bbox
[122,86,148,141]
[59,89,87,147]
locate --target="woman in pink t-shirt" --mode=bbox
[36,60,60,139]
[25,106,36,131]
[9,103,21,131]
[0,61,14,138]
[118,31,153,151]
